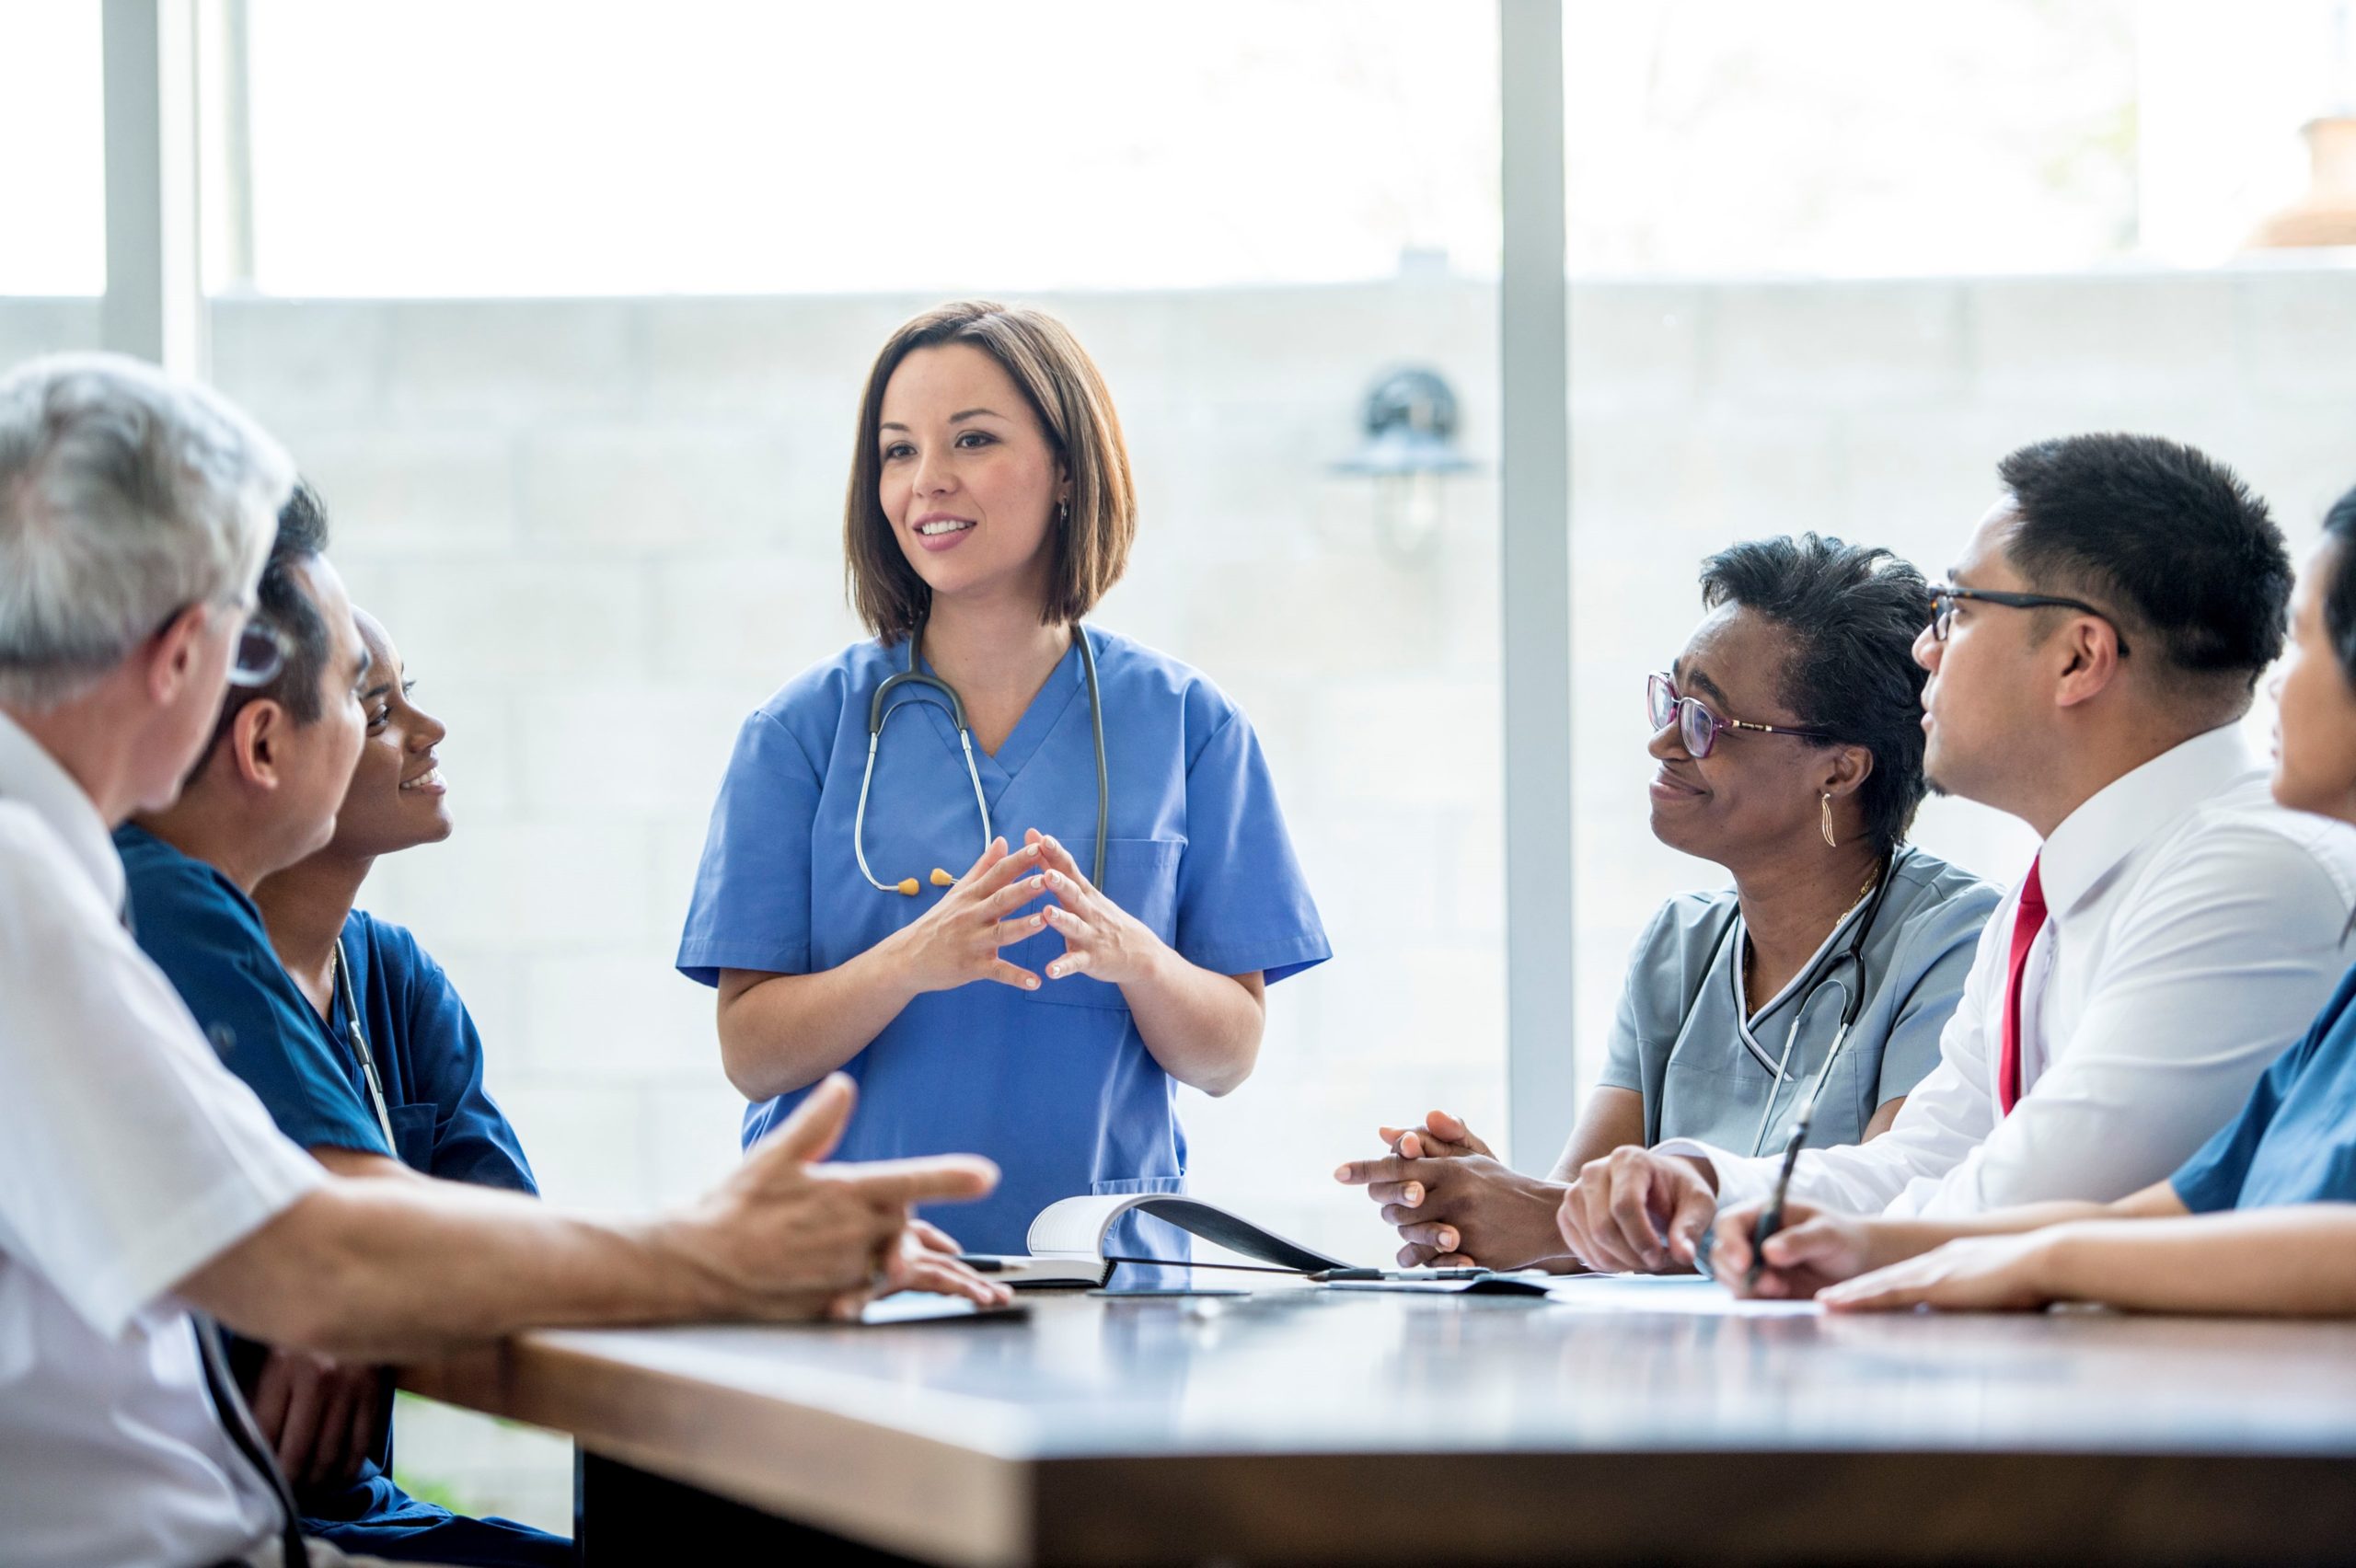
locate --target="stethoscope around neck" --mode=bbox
[1701,845,1907,1157]
[853,614,1108,896]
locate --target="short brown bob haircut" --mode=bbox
[844,301,1138,640]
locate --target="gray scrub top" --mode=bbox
[1596,845,1999,1159]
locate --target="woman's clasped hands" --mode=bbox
[883,829,1160,997]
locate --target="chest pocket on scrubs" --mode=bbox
[1027,836,1184,1010]
[388,1101,438,1172]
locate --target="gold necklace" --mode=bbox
[1745,856,1888,1000]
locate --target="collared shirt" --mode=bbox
[1596,847,1998,1155]
[0,710,324,1568]
[1659,725,2356,1217]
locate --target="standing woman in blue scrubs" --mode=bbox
[679,300,1331,1259]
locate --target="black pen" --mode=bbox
[1744,1111,1811,1291]
[1311,1266,1487,1283]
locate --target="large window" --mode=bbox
[190,0,1509,1264]
[0,2,106,295]
[237,0,1496,295]
[1563,0,2356,1109]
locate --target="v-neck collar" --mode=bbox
[1727,875,1880,1070]
[905,630,1090,805]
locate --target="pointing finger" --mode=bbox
[833,1153,1002,1208]
[1334,1155,1418,1186]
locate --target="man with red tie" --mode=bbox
[1555,433,2356,1274]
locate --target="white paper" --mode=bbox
[1542,1274,1821,1316]
[1026,1193,1143,1258]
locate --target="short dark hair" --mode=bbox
[2319,482,2356,684]
[1996,434,2291,705]
[1700,534,1934,857]
[219,478,331,734]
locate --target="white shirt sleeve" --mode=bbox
[1654,895,2009,1214]
[0,813,324,1338]
[1888,823,2349,1217]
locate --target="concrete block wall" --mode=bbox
[8,266,2351,1243]
[6,261,2353,1528]
[1566,264,2356,1087]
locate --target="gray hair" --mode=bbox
[0,353,294,709]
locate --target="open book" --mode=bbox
[957,1193,1549,1295]
[960,1193,1350,1288]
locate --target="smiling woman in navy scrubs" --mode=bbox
[679,300,1331,1262]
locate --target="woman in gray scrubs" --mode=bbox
[1337,534,2000,1270]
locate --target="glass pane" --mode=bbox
[1565,0,2356,1113]
[215,1,1502,1289]
[0,0,105,295]
[241,0,1497,294]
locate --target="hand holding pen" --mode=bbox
[1699,1196,1877,1299]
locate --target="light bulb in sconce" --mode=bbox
[1331,365,1478,558]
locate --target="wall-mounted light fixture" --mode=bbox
[1331,365,1477,557]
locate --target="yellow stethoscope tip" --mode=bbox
[894,877,920,897]
[930,868,956,888]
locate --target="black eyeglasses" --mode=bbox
[1647,673,1832,759]
[1927,584,2131,656]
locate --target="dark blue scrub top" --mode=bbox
[2174,962,2356,1213]
[115,825,535,1190]
[116,827,556,1560]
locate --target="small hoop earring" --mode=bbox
[1820,792,1838,848]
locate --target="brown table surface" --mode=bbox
[404,1277,2356,1566]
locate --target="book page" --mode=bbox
[1024,1193,1352,1272]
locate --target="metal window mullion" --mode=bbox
[1497,0,1574,1171]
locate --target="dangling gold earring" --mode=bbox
[1820,791,1838,848]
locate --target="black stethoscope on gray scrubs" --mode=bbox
[1692,845,1906,1156]
[853,615,1109,897]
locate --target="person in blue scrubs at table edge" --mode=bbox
[116,485,569,1565]
[1705,479,2356,1318]
[679,300,1332,1265]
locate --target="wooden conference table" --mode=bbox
[405,1276,2356,1566]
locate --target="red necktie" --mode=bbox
[1997,857,2048,1115]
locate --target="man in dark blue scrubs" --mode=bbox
[117,484,570,1566]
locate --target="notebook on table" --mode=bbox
[959,1193,1551,1295]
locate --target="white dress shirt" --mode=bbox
[0,711,325,1568]
[1657,725,2356,1218]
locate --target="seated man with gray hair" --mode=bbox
[0,352,1007,1568]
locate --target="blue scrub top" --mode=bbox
[2173,962,2356,1214]
[677,627,1332,1256]
[1598,846,1998,1156]
[116,826,536,1189]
